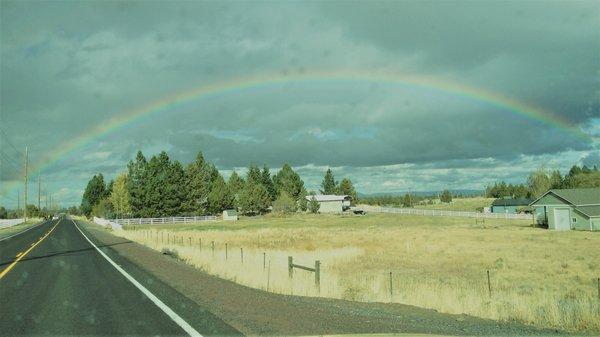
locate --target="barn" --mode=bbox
[529,188,600,231]
[305,195,352,213]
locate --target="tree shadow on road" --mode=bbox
[0,240,133,267]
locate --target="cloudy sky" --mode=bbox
[1,1,599,207]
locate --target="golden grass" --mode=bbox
[113,213,600,332]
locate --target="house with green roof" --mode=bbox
[490,197,534,214]
[529,188,600,231]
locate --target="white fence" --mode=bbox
[0,218,24,229]
[111,216,217,226]
[93,216,122,230]
[360,205,532,220]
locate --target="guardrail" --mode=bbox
[360,205,531,220]
[111,216,217,225]
[0,218,25,229]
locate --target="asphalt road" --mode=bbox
[0,218,241,336]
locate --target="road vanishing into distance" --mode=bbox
[0,218,241,336]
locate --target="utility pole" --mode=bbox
[38,175,41,210]
[24,146,28,221]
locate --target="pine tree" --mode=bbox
[261,165,277,201]
[227,170,245,208]
[308,194,320,213]
[184,152,218,215]
[81,174,107,217]
[320,168,338,194]
[227,171,245,193]
[338,178,357,204]
[127,151,148,217]
[208,174,234,214]
[239,180,271,215]
[246,164,262,185]
[440,189,453,203]
[164,160,186,216]
[273,164,306,203]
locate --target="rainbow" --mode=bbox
[1,70,587,200]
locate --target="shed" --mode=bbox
[305,195,351,213]
[530,188,600,231]
[490,197,533,214]
[223,209,238,221]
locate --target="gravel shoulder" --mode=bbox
[80,221,565,336]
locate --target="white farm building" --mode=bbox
[305,195,352,213]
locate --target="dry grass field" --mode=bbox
[113,213,600,332]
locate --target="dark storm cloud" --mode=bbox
[1,1,598,205]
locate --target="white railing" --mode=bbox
[0,218,25,229]
[93,216,123,230]
[360,205,531,220]
[111,216,217,226]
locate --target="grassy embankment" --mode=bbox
[113,212,600,332]
[0,218,44,239]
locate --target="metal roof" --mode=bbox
[543,188,600,206]
[305,194,350,202]
[575,205,600,218]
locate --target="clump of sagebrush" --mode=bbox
[161,247,180,259]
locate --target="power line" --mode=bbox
[0,128,23,158]
[0,151,23,170]
[0,146,23,164]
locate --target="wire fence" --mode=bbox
[111,216,217,226]
[360,205,532,220]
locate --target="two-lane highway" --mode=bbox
[0,218,241,336]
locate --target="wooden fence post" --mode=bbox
[211,241,215,257]
[597,277,599,300]
[263,252,266,270]
[225,243,228,260]
[267,260,271,291]
[389,271,393,302]
[288,256,293,278]
[199,238,202,251]
[240,247,244,264]
[189,237,191,246]
[487,270,492,298]
[315,260,321,293]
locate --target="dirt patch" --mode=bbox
[80,222,562,336]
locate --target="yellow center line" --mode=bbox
[0,220,60,280]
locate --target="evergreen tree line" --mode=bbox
[486,164,600,199]
[80,151,358,218]
[360,189,454,207]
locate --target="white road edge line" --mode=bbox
[71,219,203,337]
[0,220,50,242]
